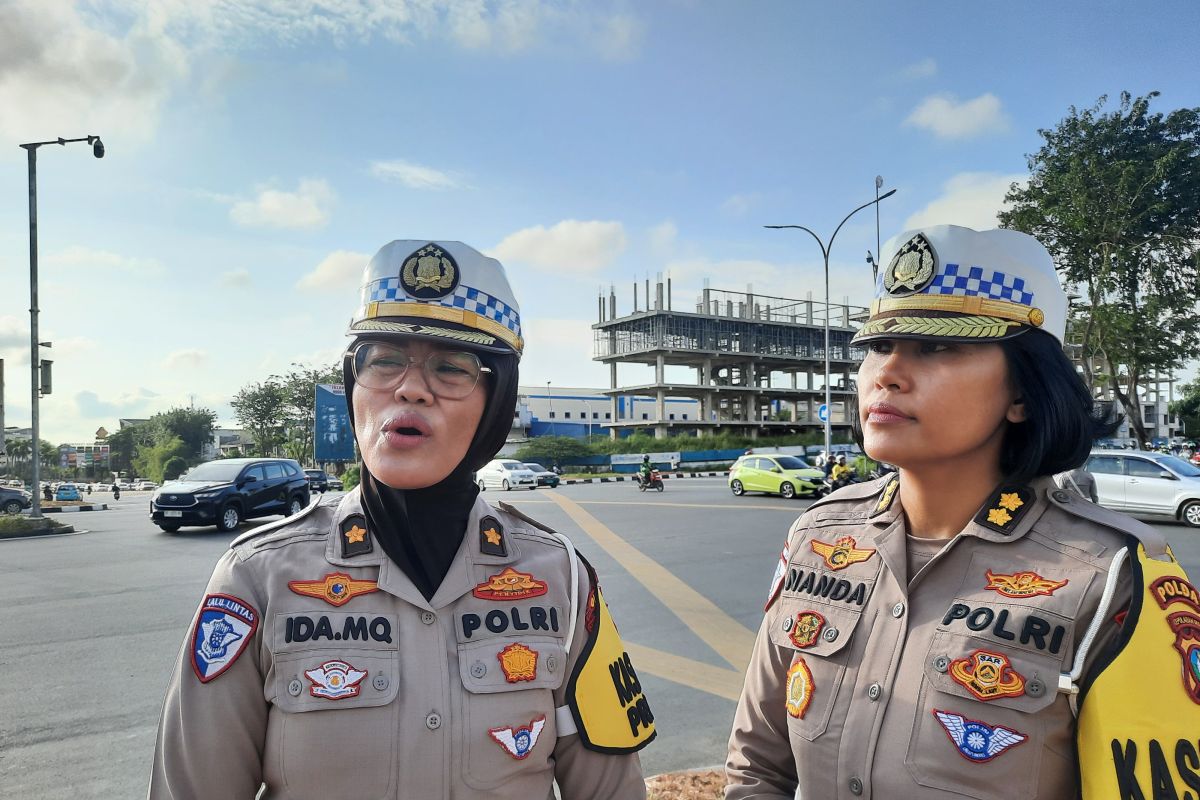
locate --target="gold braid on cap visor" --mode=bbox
[852,294,1045,341]
[355,301,524,354]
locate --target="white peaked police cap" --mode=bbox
[347,240,523,356]
[851,225,1068,345]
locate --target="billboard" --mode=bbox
[314,383,354,463]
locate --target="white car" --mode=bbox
[1087,449,1200,527]
[135,480,158,491]
[475,459,537,491]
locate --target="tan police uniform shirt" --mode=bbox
[150,489,646,800]
[726,475,1137,800]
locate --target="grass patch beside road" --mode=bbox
[0,515,71,538]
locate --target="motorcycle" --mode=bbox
[637,470,664,492]
[113,485,121,501]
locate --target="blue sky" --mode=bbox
[1,0,1197,444]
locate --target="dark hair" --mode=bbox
[851,330,1119,483]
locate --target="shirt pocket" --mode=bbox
[270,648,401,800]
[457,635,567,791]
[768,595,869,741]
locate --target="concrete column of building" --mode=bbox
[609,362,619,440]
[655,353,665,385]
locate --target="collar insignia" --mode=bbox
[785,657,815,718]
[871,476,900,517]
[789,611,826,649]
[949,649,1026,701]
[489,715,546,760]
[934,710,1027,762]
[289,572,379,607]
[984,569,1067,599]
[473,567,548,601]
[479,515,507,557]
[1149,576,1200,704]
[973,486,1035,535]
[400,243,460,300]
[340,514,372,558]
[497,642,538,683]
[811,536,877,571]
[883,233,937,296]
[305,659,367,700]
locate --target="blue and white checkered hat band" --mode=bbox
[927,264,1035,306]
[367,278,522,338]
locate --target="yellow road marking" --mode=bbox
[545,492,756,673]
[624,642,745,702]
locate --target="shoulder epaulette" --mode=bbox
[1047,490,1169,560]
[804,474,893,515]
[495,500,557,535]
[230,498,324,549]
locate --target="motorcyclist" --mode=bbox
[829,454,854,487]
[113,482,121,501]
[638,455,652,487]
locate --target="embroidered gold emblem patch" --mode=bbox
[400,243,459,299]
[344,525,367,544]
[811,536,877,571]
[789,611,826,649]
[948,650,1026,701]
[882,233,937,296]
[785,657,815,718]
[473,567,548,601]
[288,572,379,607]
[984,570,1068,599]
[497,642,538,683]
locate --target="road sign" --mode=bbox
[818,404,829,422]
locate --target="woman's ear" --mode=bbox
[1006,397,1028,424]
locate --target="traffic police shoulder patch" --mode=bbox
[565,563,656,754]
[479,515,507,557]
[974,486,1034,534]
[191,593,259,683]
[340,514,373,558]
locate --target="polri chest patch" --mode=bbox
[191,593,259,683]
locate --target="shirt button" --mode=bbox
[470,661,487,679]
[892,602,906,618]
[782,616,794,632]
[288,678,303,697]
[1052,490,1072,503]
[420,611,436,625]
[546,655,558,673]
[1026,677,1046,698]
[849,776,864,795]
[867,682,882,701]
[932,655,950,673]
[372,673,389,691]
[425,712,442,730]
[822,626,839,642]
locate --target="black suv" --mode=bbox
[304,469,330,493]
[1,486,33,515]
[150,458,310,533]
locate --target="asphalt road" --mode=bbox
[1,480,1197,798]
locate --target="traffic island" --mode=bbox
[38,503,109,513]
[0,516,76,539]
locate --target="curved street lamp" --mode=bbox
[765,187,897,459]
[19,135,105,518]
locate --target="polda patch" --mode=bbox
[489,715,546,760]
[785,657,815,719]
[984,569,1067,599]
[288,572,379,607]
[810,536,876,571]
[473,567,547,601]
[1149,575,1200,704]
[191,593,258,683]
[933,710,1027,762]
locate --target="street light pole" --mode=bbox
[19,135,104,518]
[546,381,555,437]
[765,187,897,459]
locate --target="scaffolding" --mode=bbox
[593,277,868,439]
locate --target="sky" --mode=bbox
[1,0,1198,445]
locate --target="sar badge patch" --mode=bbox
[288,572,379,606]
[565,570,656,753]
[489,715,546,760]
[191,593,258,683]
[811,536,876,571]
[785,657,815,718]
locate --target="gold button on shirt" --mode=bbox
[726,476,1133,800]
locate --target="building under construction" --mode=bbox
[592,276,868,439]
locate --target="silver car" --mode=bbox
[1086,449,1200,527]
[475,459,537,491]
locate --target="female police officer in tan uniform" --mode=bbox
[726,226,1200,799]
[151,241,654,799]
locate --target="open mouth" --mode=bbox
[380,413,433,442]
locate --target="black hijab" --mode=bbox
[344,344,519,600]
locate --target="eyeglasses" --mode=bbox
[350,342,491,399]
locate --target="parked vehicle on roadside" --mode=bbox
[729,454,826,499]
[1,486,32,514]
[327,476,344,491]
[55,484,83,502]
[150,457,311,533]
[304,469,330,493]
[475,459,537,491]
[135,480,158,491]
[522,463,560,488]
[1087,448,1200,527]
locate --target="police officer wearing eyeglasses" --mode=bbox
[150,241,655,799]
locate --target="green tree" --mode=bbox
[513,436,594,466]
[162,456,189,481]
[231,380,288,456]
[273,362,343,466]
[1170,381,1200,438]
[134,436,189,483]
[342,464,360,490]
[1000,92,1200,447]
[149,407,218,461]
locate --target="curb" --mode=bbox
[561,472,730,485]
[0,524,77,540]
[39,504,109,513]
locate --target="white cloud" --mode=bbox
[904,93,1009,140]
[903,172,1027,231]
[369,159,464,190]
[520,318,608,387]
[492,220,627,272]
[900,58,937,80]
[647,221,678,259]
[297,250,371,291]
[721,193,761,217]
[220,269,251,288]
[162,349,209,371]
[43,246,164,276]
[229,179,335,230]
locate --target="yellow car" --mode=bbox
[729,454,826,499]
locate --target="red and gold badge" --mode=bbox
[785,657,815,718]
[948,650,1025,701]
[1150,576,1200,704]
[984,569,1068,599]
[497,643,538,683]
[288,572,379,607]
[811,536,876,571]
[789,611,826,649]
[473,567,548,601]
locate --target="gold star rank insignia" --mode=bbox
[289,572,379,606]
[974,486,1034,535]
[339,514,373,558]
[997,493,1024,512]
[987,508,1013,527]
[479,515,507,557]
[345,525,367,544]
[811,536,877,571]
[872,476,900,517]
